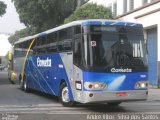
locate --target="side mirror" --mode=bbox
[8,52,12,61]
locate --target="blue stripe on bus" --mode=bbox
[24,54,74,100]
[81,21,142,27]
[82,21,103,26]
[83,72,148,91]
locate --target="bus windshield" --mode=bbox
[83,26,147,71]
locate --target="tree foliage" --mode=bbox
[9,0,77,43]
[12,0,76,30]
[64,3,113,23]
[0,1,7,17]
[8,27,38,44]
[9,2,113,44]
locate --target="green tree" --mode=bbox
[0,1,7,17]
[8,27,38,44]
[12,0,76,30]
[9,0,77,43]
[64,3,113,23]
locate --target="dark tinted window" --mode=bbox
[46,43,57,53]
[47,32,57,44]
[74,26,81,34]
[58,27,73,52]
[59,28,72,41]
[58,40,72,51]
[46,32,58,53]
[73,39,82,66]
[59,29,67,41]
[35,35,47,54]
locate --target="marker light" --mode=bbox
[135,81,148,89]
[84,82,107,90]
[76,81,82,90]
[88,84,93,89]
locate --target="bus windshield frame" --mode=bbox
[81,25,148,72]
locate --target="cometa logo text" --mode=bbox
[37,57,52,67]
[111,68,132,73]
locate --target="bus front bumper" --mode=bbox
[75,90,148,103]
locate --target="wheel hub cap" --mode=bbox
[62,87,70,102]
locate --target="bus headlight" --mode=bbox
[84,82,107,90]
[135,81,148,89]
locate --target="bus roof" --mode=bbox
[14,19,142,45]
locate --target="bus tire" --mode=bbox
[107,102,121,106]
[23,79,30,93]
[19,76,24,90]
[59,82,75,107]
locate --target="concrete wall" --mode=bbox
[88,0,154,16]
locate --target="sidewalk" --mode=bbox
[148,88,160,101]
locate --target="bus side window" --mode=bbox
[58,27,73,52]
[46,32,58,53]
[36,35,47,54]
[74,26,81,35]
[73,39,82,66]
[22,40,30,57]
[63,40,72,51]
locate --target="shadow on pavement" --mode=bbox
[17,87,60,103]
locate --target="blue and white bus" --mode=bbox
[13,20,148,106]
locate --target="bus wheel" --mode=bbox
[59,82,75,107]
[107,102,121,106]
[19,75,24,90]
[23,79,30,93]
[19,78,24,90]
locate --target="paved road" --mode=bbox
[0,71,160,120]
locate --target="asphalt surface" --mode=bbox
[0,71,160,120]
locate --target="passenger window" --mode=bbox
[74,26,81,35]
[45,32,58,53]
[73,39,82,66]
[63,40,72,50]
[47,32,57,44]
[46,43,57,53]
[58,27,73,52]
[58,40,72,52]
[35,35,47,54]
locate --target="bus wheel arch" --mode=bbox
[59,79,75,107]
[60,79,66,86]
